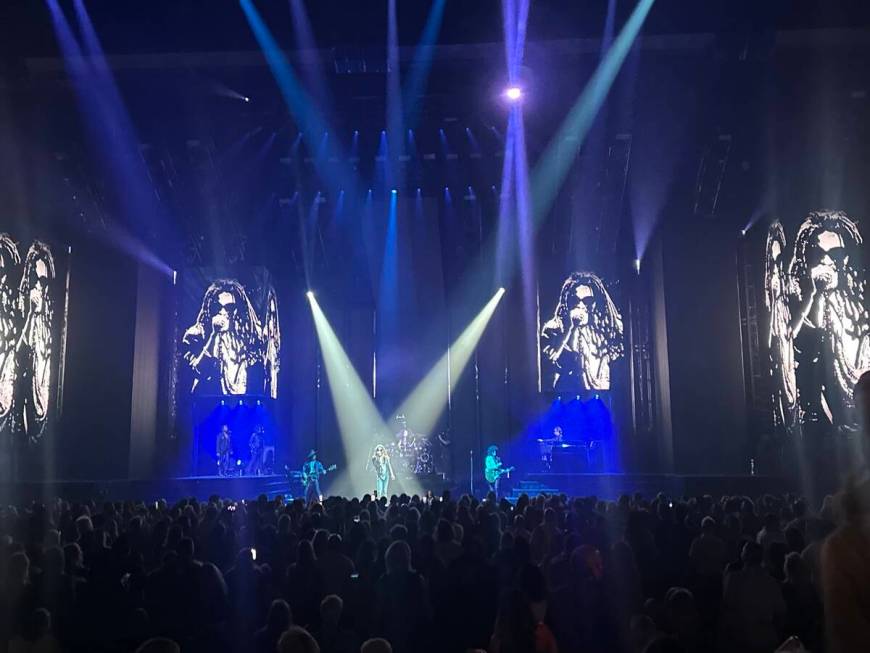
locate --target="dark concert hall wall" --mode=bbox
[59,238,139,480]
[654,220,749,475]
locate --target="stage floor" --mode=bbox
[0,471,796,504]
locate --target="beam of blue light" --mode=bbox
[502,0,529,82]
[46,0,171,275]
[438,128,451,158]
[513,104,539,367]
[531,0,655,230]
[316,131,329,162]
[402,0,446,129]
[334,189,346,224]
[240,0,357,197]
[377,190,400,367]
[601,0,617,55]
[386,0,404,190]
[288,0,333,113]
[495,112,517,286]
[376,131,389,191]
[465,127,480,155]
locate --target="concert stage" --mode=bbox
[0,472,796,504]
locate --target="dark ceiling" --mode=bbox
[2,0,869,62]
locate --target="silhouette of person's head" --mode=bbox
[385,540,412,574]
[320,594,343,627]
[360,639,393,653]
[135,638,181,653]
[277,626,320,653]
[266,599,292,632]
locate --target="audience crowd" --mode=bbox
[0,485,862,653]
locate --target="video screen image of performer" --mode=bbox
[301,450,336,504]
[786,211,870,428]
[541,271,624,393]
[0,234,21,440]
[484,445,514,497]
[182,278,281,397]
[18,242,56,442]
[0,235,66,451]
[368,444,396,498]
[765,221,799,432]
[216,425,232,476]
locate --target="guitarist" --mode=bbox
[302,450,335,504]
[484,444,513,497]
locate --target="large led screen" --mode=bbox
[0,234,69,446]
[539,271,624,394]
[763,211,869,431]
[178,268,281,399]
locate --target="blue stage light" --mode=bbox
[504,86,523,102]
[391,189,397,195]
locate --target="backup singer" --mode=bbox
[247,425,264,475]
[368,444,396,498]
[216,425,232,476]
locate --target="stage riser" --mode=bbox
[508,474,796,500]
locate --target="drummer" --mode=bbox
[394,414,417,456]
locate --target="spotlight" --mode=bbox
[739,228,747,237]
[391,189,398,195]
[172,270,177,286]
[238,399,244,406]
[306,290,315,300]
[236,459,242,466]
[220,399,225,406]
[256,399,261,406]
[243,96,251,103]
[503,86,523,102]
[498,287,506,295]
[633,258,641,274]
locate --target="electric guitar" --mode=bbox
[485,465,515,484]
[302,463,337,486]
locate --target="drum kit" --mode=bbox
[388,430,434,476]
[386,415,436,477]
